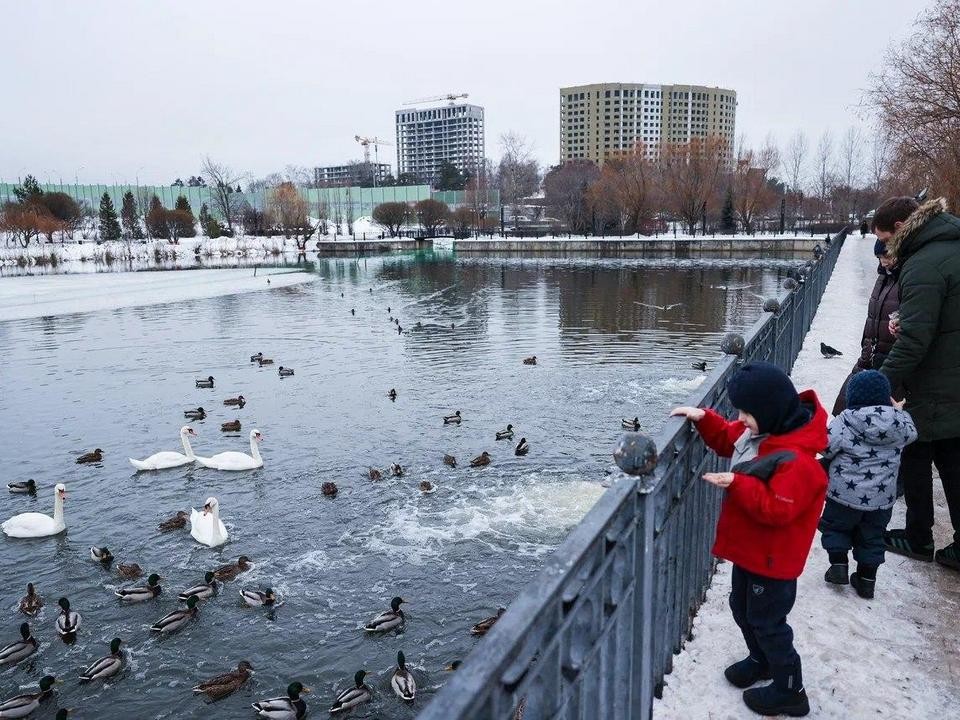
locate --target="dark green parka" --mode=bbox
[881,198,960,441]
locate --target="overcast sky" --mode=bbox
[0,0,923,186]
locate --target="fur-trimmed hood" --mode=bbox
[886,197,949,262]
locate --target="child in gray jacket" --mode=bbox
[819,370,917,598]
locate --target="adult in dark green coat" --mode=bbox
[876,196,960,571]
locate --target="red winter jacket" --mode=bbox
[695,390,829,580]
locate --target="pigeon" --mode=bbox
[820,342,843,358]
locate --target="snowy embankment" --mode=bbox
[0,268,316,322]
[655,235,960,718]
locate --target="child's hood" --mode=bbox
[840,406,915,445]
[763,389,828,455]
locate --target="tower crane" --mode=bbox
[354,135,394,187]
[402,92,469,106]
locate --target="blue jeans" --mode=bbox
[819,498,893,566]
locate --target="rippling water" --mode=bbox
[0,251,800,718]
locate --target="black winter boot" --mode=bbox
[824,562,849,585]
[743,663,809,717]
[724,656,770,689]
[850,572,875,599]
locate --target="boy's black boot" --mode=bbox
[850,564,877,599]
[824,563,849,585]
[724,656,771,689]
[743,662,810,717]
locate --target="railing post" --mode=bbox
[635,490,656,720]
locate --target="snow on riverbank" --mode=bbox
[0,268,317,321]
[655,234,960,718]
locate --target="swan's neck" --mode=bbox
[53,493,64,525]
[250,437,261,462]
[210,503,225,542]
[181,432,195,458]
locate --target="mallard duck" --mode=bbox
[223,395,246,406]
[193,660,254,701]
[250,352,263,363]
[214,555,252,581]
[443,410,462,424]
[184,407,206,420]
[18,584,43,616]
[0,623,37,666]
[496,424,514,440]
[397,325,403,334]
[515,438,530,457]
[79,638,123,682]
[158,510,188,532]
[387,388,397,400]
[241,588,277,607]
[443,454,457,468]
[258,357,275,366]
[0,675,57,717]
[415,321,422,329]
[76,448,103,464]
[151,595,199,633]
[115,574,161,602]
[56,597,81,637]
[221,419,241,432]
[254,681,310,719]
[471,607,505,636]
[329,672,370,715]
[621,416,641,431]
[451,322,456,329]
[350,308,355,315]
[419,481,436,494]
[7,479,36,495]
[391,463,405,477]
[444,660,462,672]
[196,376,215,389]
[391,651,416,702]
[368,467,383,481]
[117,563,142,580]
[278,366,294,377]
[321,482,338,497]
[364,596,405,632]
[178,571,218,601]
[691,360,707,372]
[470,451,491,468]
[90,546,113,564]
[523,355,537,365]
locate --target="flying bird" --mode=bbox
[634,301,684,311]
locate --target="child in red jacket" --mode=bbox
[671,361,828,718]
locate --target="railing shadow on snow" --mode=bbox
[417,229,848,720]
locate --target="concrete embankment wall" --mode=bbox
[452,237,826,255]
[313,239,430,254]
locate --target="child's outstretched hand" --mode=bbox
[671,406,705,422]
[703,472,735,488]
[892,397,906,410]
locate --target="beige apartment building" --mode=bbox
[559,82,737,165]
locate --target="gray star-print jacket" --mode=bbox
[821,406,918,510]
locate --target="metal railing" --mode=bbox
[418,229,848,720]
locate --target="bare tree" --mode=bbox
[269,182,312,240]
[588,152,658,234]
[496,133,541,230]
[659,136,727,235]
[785,130,808,194]
[868,129,893,192]
[465,159,494,233]
[731,138,780,232]
[868,0,960,205]
[814,130,835,216]
[372,202,410,237]
[543,160,600,234]
[201,157,245,235]
[414,199,449,237]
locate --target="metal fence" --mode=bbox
[418,229,848,720]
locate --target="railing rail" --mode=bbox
[418,230,848,720]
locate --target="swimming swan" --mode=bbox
[195,429,263,471]
[129,426,198,471]
[2,484,66,538]
[190,497,229,548]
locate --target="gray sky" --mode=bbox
[0,0,922,186]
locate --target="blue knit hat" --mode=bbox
[846,370,891,410]
[727,361,803,435]
[874,239,888,256]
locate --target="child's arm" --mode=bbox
[820,418,844,461]
[687,408,746,459]
[724,458,822,526]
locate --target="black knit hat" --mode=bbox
[873,239,888,256]
[727,361,802,435]
[846,370,892,410]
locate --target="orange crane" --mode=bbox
[402,92,469,106]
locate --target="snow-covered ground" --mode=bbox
[655,234,960,718]
[0,268,316,322]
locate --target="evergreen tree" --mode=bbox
[146,195,168,238]
[437,161,467,191]
[120,191,143,239]
[721,189,737,234]
[98,192,122,240]
[173,195,197,238]
[198,202,221,238]
[13,174,43,203]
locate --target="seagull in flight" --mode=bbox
[634,301,684,311]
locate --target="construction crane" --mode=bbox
[354,135,394,187]
[402,92,469,106]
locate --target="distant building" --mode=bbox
[313,163,392,188]
[559,82,736,165]
[395,103,485,186]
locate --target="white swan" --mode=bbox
[190,497,229,548]
[2,484,66,538]
[129,426,198,471]
[195,429,263,471]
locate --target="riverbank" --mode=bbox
[452,235,827,255]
